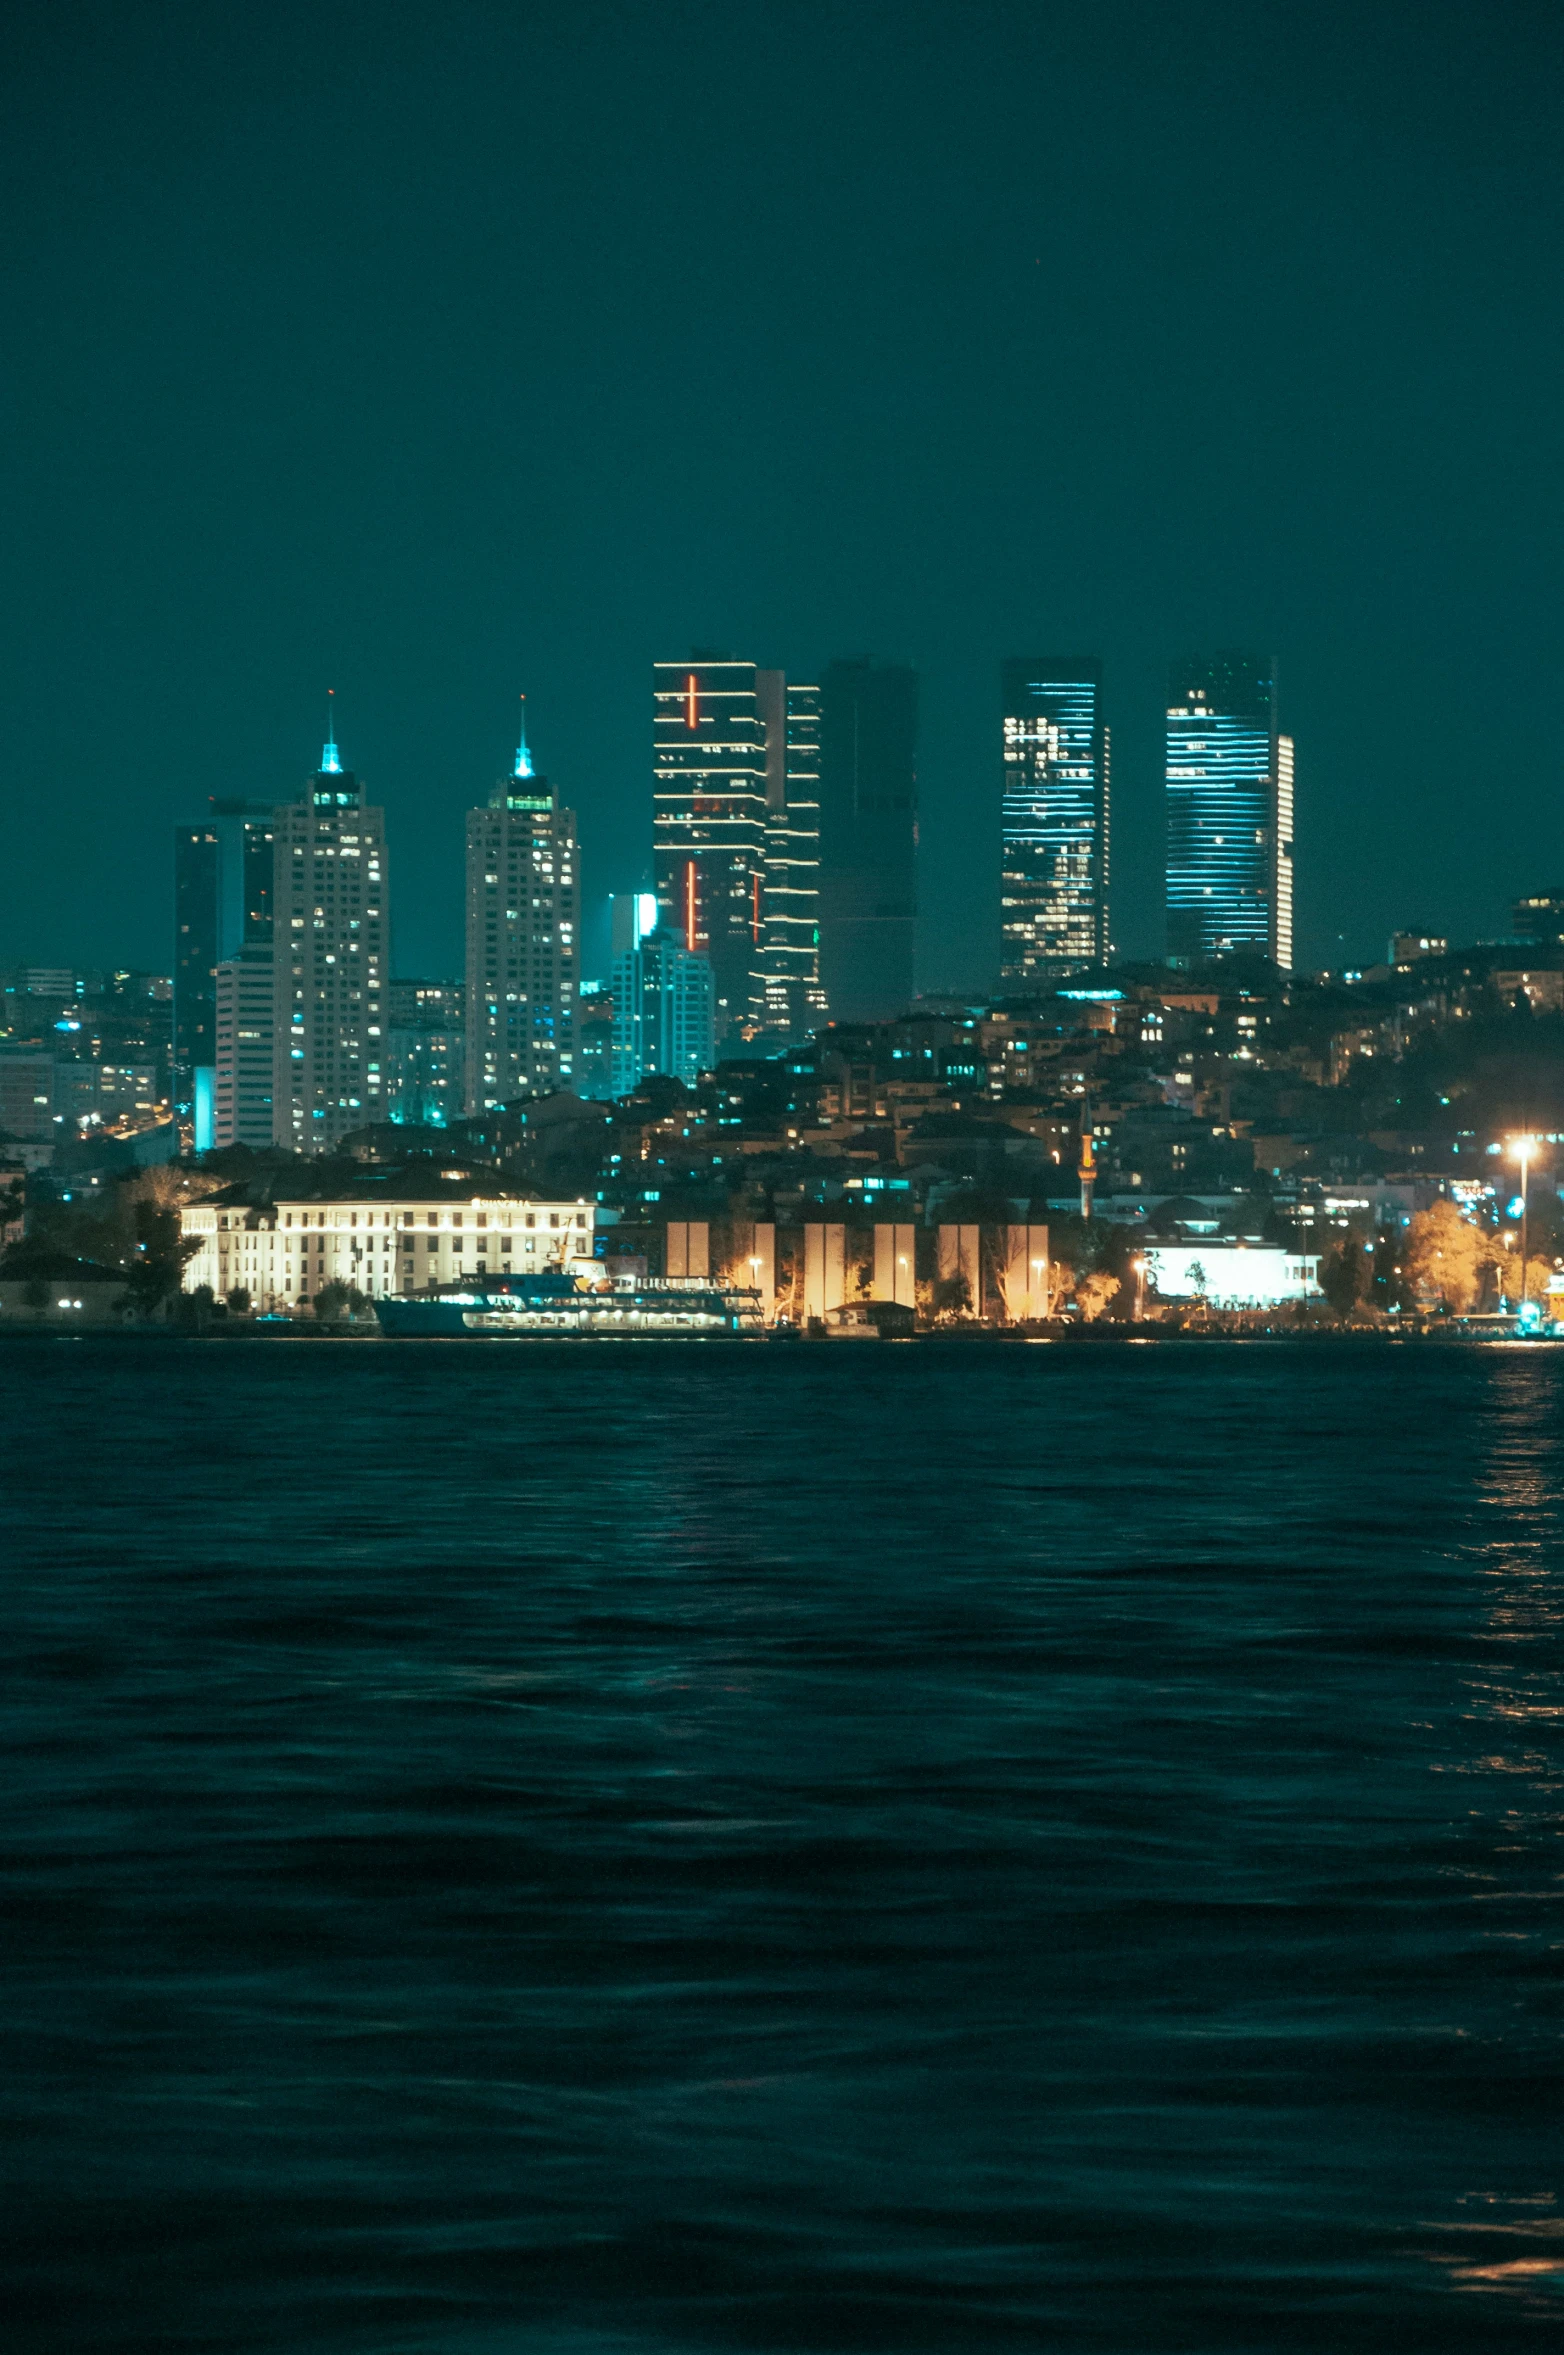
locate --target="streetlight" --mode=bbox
[1508,1135,1539,1313]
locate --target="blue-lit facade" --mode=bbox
[1000,658,1110,982]
[609,892,714,1092]
[1166,654,1293,968]
[173,798,275,1136]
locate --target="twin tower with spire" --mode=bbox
[177,696,577,1160]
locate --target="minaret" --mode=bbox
[1078,1102,1096,1221]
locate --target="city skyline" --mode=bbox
[165,643,1301,1086]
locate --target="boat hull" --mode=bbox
[375,1285,762,1339]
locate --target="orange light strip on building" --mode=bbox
[684,859,698,953]
[685,673,699,729]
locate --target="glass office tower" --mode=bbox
[1166,653,1294,968]
[817,658,918,1022]
[173,800,275,1143]
[999,657,1110,983]
[755,675,827,1039]
[652,658,769,1041]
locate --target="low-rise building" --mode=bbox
[182,1179,594,1311]
[1143,1243,1320,1309]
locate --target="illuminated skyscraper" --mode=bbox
[270,713,390,1153]
[755,673,827,1039]
[465,703,577,1112]
[609,892,714,1093]
[213,941,274,1149]
[817,659,917,1021]
[653,658,768,1039]
[1166,654,1294,968]
[173,798,275,1145]
[999,657,1110,983]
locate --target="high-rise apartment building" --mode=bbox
[817,659,918,1021]
[609,892,714,1093]
[173,799,275,1145]
[999,657,1110,983]
[270,722,390,1153]
[1166,654,1294,968]
[464,707,577,1113]
[213,941,275,1149]
[652,658,769,1038]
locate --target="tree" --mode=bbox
[225,1286,252,1315]
[1187,1260,1210,1310]
[120,1190,201,1315]
[1076,1269,1121,1322]
[1492,1249,1556,1309]
[1046,1259,1075,1317]
[931,1269,971,1318]
[22,1275,50,1320]
[313,1281,368,1322]
[1402,1201,1484,1313]
[1319,1236,1365,1317]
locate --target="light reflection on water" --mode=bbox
[1,1337,1561,2350]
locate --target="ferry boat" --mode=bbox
[374,1268,765,1339]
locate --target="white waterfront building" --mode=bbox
[182,1183,594,1312]
[1143,1244,1320,1310]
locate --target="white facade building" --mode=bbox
[1144,1244,1320,1309]
[182,1189,595,1311]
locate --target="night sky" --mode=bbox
[3,0,1561,987]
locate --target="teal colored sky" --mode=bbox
[3,0,1560,984]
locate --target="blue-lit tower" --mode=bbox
[1165,654,1294,968]
[1000,657,1110,982]
[465,698,578,1113]
[271,704,391,1152]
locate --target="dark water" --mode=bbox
[3,1338,1562,2351]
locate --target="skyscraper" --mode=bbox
[817,659,918,1021]
[270,715,390,1153]
[1166,654,1294,968]
[387,979,465,1127]
[465,703,578,1113]
[999,657,1110,983]
[652,658,768,1039]
[213,941,275,1149]
[173,799,275,1145]
[756,673,827,1040]
[609,892,714,1093]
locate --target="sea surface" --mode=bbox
[3,1336,1562,2352]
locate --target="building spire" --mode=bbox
[513,692,534,780]
[321,688,342,775]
